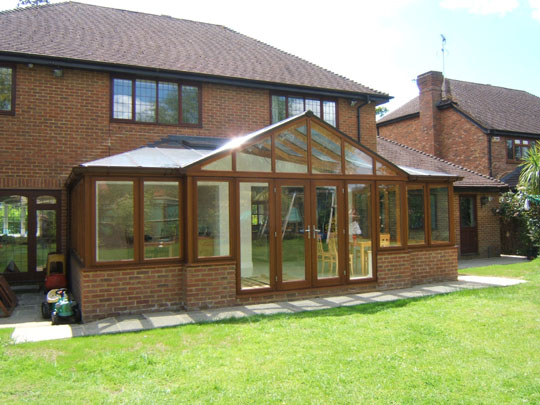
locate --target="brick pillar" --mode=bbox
[416,71,444,155]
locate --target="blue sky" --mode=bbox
[3,0,540,111]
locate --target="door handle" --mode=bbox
[306,225,310,238]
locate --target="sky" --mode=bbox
[2,0,540,112]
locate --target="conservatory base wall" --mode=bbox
[71,246,457,322]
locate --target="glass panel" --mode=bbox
[201,155,232,171]
[0,67,13,111]
[280,185,306,282]
[237,138,272,172]
[158,82,179,125]
[378,184,401,247]
[376,161,399,176]
[275,125,308,173]
[112,78,132,119]
[96,181,134,262]
[181,85,199,124]
[37,195,56,204]
[305,99,321,117]
[197,181,230,257]
[240,183,270,290]
[460,197,475,228]
[36,210,56,271]
[271,95,286,123]
[430,187,450,243]
[144,182,180,259]
[507,140,514,160]
[135,79,157,122]
[311,123,342,174]
[0,196,28,273]
[323,100,336,126]
[345,143,373,174]
[288,97,304,116]
[348,184,372,279]
[407,186,425,245]
[316,186,338,279]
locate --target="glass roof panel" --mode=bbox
[275,124,308,173]
[376,160,399,176]
[236,138,272,172]
[345,143,373,174]
[311,123,342,174]
[201,155,232,171]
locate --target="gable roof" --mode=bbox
[377,78,540,135]
[0,2,388,100]
[377,136,508,189]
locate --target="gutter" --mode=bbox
[0,52,391,103]
[355,96,370,143]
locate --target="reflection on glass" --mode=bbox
[182,85,199,124]
[280,185,306,282]
[379,184,401,247]
[202,155,232,171]
[240,183,270,289]
[288,97,304,116]
[460,196,475,228]
[237,138,271,172]
[271,95,286,123]
[96,181,134,262]
[37,195,56,204]
[197,181,230,257]
[345,144,373,174]
[113,78,132,119]
[305,99,321,117]
[430,187,450,243]
[36,210,56,271]
[348,184,372,279]
[135,79,157,122]
[316,186,338,279]
[407,186,425,245]
[144,182,180,259]
[158,82,179,124]
[311,123,342,174]
[0,67,13,111]
[323,100,336,126]
[0,195,28,272]
[376,161,398,176]
[275,125,308,173]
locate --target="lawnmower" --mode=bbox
[41,288,81,325]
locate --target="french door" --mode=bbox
[276,180,343,290]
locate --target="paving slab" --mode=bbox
[6,274,526,344]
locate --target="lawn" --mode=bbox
[1,261,539,403]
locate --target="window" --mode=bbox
[271,94,337,126]
[407,186,425,245]
[197,181,230,258]
[429,186,450,243]
[378,184,401,247]
[0,65,14,114]
[507,138,532,161]
[112,78,200,125]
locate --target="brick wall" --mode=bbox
[492,136,523,180]
[409,247,458,284]
[183,262,236,309]
[378,115,421,148]
[77,263,183,322]
[376,251,412,290]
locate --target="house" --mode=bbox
[377,137,507,257]
[376,71,540,256]
[1,2,459,321]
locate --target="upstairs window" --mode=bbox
[506,138,532,161]
[271,94,337,127]
[112,78,200,126]
[0,65,14,114]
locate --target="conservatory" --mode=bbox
[68,112,459,321]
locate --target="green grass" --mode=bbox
[1,261,540,403]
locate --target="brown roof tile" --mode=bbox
[0,2,387,97]
[377,76,540,134]
[377,136,508,188]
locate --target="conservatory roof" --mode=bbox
[79,112,459,181]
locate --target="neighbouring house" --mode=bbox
[377,137,507,258]
[0,2,459,321]
[376,71,540,256]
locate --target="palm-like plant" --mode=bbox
[519,142,540,195]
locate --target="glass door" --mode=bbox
[311,182,343,286]
[276,181,311,290]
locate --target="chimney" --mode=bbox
[416,71,443,155]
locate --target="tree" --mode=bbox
[375,106,389,118]
[519,142,540,195]
[17,0,49,8]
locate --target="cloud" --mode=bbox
[530,0,540,20]
[440,0,519,16]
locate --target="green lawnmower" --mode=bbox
[41,288,81,325]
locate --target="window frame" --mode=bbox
[506,137,533,162]
[90,176,182,267]
[270,92,338,128]
[0,63,15,116]
[110,75,202,127]
[427,184,452,245]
